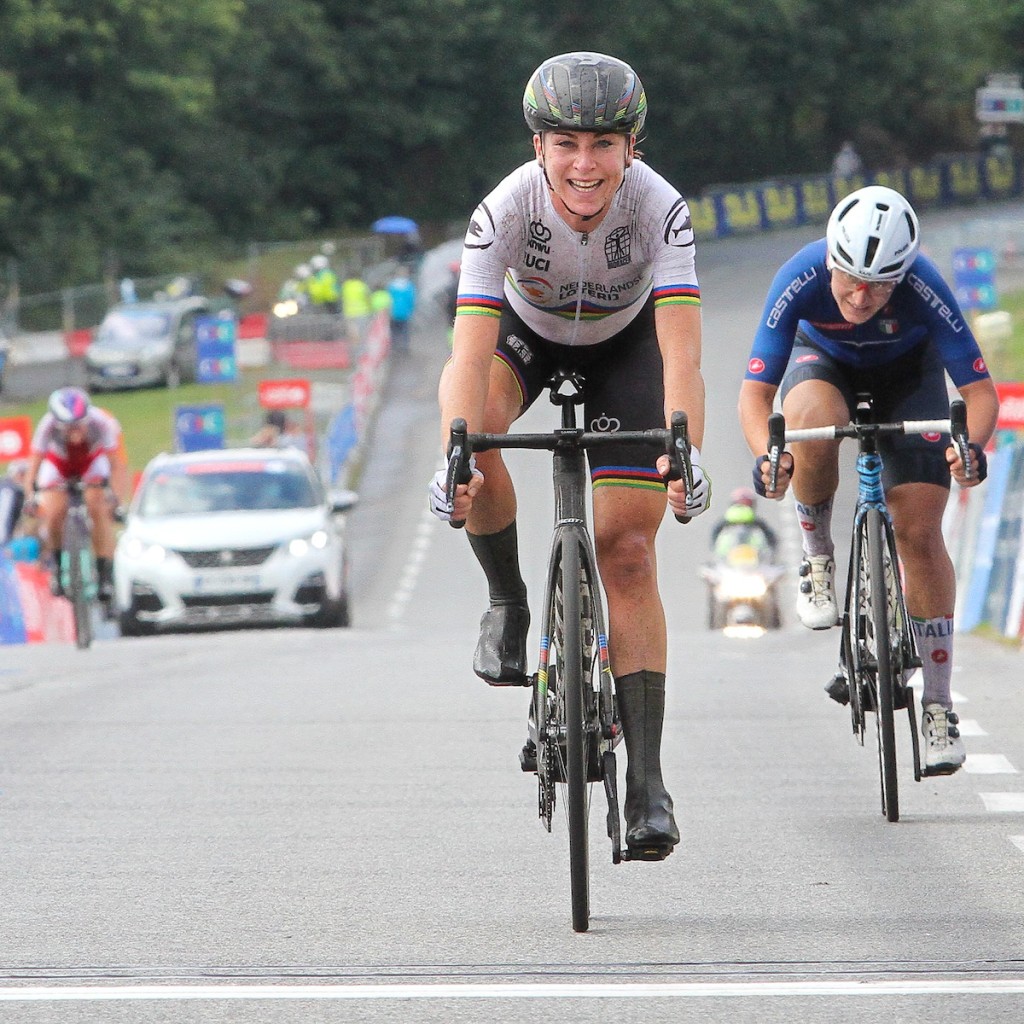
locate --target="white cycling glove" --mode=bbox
[428,459,483,522]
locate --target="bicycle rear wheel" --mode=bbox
[866,508,898,821]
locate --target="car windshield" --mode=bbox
[138,460,320,516]
[97,308,172,345]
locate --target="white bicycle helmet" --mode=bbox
[48,386,91,425]
[826,185,920,281]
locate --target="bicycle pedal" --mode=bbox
[623,845,673,863]
[825,674,850,706]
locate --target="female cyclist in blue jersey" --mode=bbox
[429,52,711,858]
[738,185,999,775]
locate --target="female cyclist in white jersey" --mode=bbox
[430,52,711,858]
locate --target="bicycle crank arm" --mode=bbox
[602,750,623,864]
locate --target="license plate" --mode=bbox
[103,364,136,377]
[192,572,262,593]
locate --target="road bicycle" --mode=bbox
[55,479,120,650]
[56,479,100,650]
[445,370,694,932]
[767,396,972,822]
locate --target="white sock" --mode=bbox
[794,496,835,558]
[913,615,954,709]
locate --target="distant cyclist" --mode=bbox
[737,185,999,775]
[23,387,130,600]
[430,52,710,858]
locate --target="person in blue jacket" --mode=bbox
[738,185,999,776]
[386,265,417,354]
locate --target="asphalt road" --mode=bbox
[2,213,1024,1022]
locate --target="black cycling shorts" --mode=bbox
[494,295,666,489]
[780,334,952,490]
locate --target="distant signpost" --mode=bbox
[952,246,998,311]
[174,404,226,452]
[196,312,238,383]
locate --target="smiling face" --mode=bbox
[534,131,633,231]
[828,258,898,324]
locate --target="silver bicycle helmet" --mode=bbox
[826,185,920,281]
[523,52,646,136]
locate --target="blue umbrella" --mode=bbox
[371,215,419,235]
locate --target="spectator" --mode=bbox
[386,265,417,354]
[437,260,460,348]
[1,459,27,547]
[307,254,340,313]
[278,264,312,310]
[832,140,863,177]
[249,410,305,451]
[341,271,372,343]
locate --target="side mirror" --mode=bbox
[328,489,359,514]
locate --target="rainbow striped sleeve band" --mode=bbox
[653,283,701,309]
[455,294,503,318]
[591,466,666,492]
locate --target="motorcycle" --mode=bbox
[699,542,785,638]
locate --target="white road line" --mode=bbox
[980,792,1024,813]
[956,719,987,737]
[3,980,1024,1002]
[387,505,440,623]
[1010,835,1024,856]
[964,754,1018,775]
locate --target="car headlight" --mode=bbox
[288,530,330,557]
[122,537,169,563]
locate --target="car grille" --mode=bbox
[181,593,275,608]
[175,545,277,569]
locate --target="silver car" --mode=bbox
[85,297,212,390]
[114,447,357,634]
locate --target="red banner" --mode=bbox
[0,416,33,462]
[257,378,311,410]
[996,381,1024,430]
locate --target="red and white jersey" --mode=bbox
[31,406,122,480]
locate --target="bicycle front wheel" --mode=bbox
[866,508,898,821]
[65,515,94,651]
[558,536,590,932]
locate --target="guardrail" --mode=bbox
[690,151,1024,239]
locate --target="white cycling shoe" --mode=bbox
[797,555,839,630]
[922,703,966,775]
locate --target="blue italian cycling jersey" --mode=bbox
[745,239,990,389]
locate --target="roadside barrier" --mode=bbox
[947,439,1024,642]
[0,552,75,645]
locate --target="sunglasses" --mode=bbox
[830,267,899,298]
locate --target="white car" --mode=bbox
[114,447,357,635]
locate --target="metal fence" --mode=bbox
[0,234,387,339]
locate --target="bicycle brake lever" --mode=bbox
[666,411,693,524]
[767,412,786,494]
[446,418,473,529]
[948,399,972,481]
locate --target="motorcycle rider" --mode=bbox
[710,487,778,563]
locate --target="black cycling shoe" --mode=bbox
[473,602,530,685]
[519,738,537,773]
